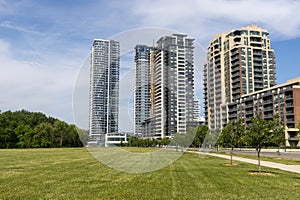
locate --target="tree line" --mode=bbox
[124,115,296,172]
[0,110,88,148]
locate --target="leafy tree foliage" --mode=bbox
[269,115,285,155]
[219,119,245,165]
[0,110,85,148]
[126,137,159,147]
[191,126,209,148]
[244,115,285,172]
[125,126,210,149]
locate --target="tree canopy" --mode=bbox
[0,110,86,148]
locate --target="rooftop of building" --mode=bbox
[210,24,269,45]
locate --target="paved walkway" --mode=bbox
[197,152,300,174]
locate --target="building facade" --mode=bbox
[134,34,196,138]
[89,39,120,146]
[153,34,195,138]
[228,78,300,147]
[134,45,152,135]
[204,25,276,130]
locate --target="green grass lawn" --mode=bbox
[1,148,300,199]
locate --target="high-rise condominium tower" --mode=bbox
[154,34,195,138]
[89,39,120,145]
[204,25,276,130]
[134,45,152,134]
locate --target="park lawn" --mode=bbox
[216,151,300,165]
[0,148,300,199]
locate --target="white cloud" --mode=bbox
[0,39,78,122]
[131,0,300,43]
[0,21,41,35]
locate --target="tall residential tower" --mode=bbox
[134,45,152,135]
[204,25,276,130]
[89,39,120,145]
[153,34,195,137]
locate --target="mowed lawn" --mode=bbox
[1,148,300,199]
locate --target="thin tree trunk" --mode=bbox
[230,146,233,165]
[60,137,63,147]
[258,148,261,173]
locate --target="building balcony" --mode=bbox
[231,66,240,73]
[251,43,262,48]
[231,55,239,62]
[264,114,273,119]
[285,86,293,92]
[253,51,262,56]
[286,95,293,100]
[231,49,239,55]
[263,99,273,105]
[254,73,263,78]
[245,104,253,109]
[232,72,240,78]
[246,110,253,115]
[286,110,294,116]
[254,84,264,89]
[232,89,241,95]
[232,84,240,89]
[286,103,294,108]
[287,117,295,123]
[229,106,237,112]
[231,61,240,66]
[253,62,262,67]
[253,57,262,62]
[264,107,273,112]
[232,78,240,84]
[250,36,262,42]
[254,68,263,73]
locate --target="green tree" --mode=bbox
[33,122,55,148]
[77,128,89,146]
[203,129,220,149]
[53,120,69,147]
[192,126,209,148]
[269,115,285,155]
[235,118,246,149]
[245,115,271,173]
[15,124,34,148]
[219,122,235,165]
[160,137,170,146]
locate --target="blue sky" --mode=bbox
[1,0,300,130]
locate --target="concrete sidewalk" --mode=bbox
[197,152,300,174]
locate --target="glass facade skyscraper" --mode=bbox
[89,39,120,146]
[134,45,152,135]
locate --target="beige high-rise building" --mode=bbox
[204,25,276,130]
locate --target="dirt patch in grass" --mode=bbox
[273,157,283,160]
[249,172,275,176]
[224,163,239,166]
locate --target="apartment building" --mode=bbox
[89,39,120,146]
[134,45,152,135]
[153,34,195,138]
[204,25,276,130]
[228,78,300,147]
